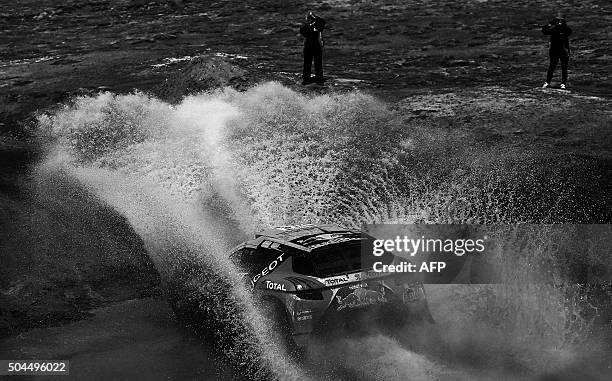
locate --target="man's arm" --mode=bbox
[313,17,326,32]
[542,22,554,35]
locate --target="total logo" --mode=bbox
[264,280,287,291]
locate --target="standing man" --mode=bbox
[542,15,572,89]
[300,11,326,85]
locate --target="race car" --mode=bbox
[230,224,434,351]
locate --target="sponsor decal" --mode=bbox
[264,280,287,291]
[323,270,382,287]
[336,286,386,311]
[325,274,352,286]
[348,282,368,290]
[253,253,285,284]
[296,308,313,321]
[308,236,363,250]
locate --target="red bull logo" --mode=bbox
[336,286,386,310]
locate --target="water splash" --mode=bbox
[35,82,610,380]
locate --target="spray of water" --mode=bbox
[35,82,610,380]
[37,88,306,380]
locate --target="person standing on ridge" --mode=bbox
[542,15,572,90]
[300,11,326,85]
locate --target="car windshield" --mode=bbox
[292,241,393,278]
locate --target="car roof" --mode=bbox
[231,224,365,254]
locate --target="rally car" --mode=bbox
[230,224,434,351]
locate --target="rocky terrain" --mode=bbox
[2,0,611,127]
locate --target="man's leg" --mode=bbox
[546,54,559,84]
[303,48,313,83]
[313,46,323,84]
[560,52,569,85]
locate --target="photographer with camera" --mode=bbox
[300,11,326,85]
[542,15,572,89]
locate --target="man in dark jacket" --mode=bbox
[300,12,326,85]
[542,16,572,89]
